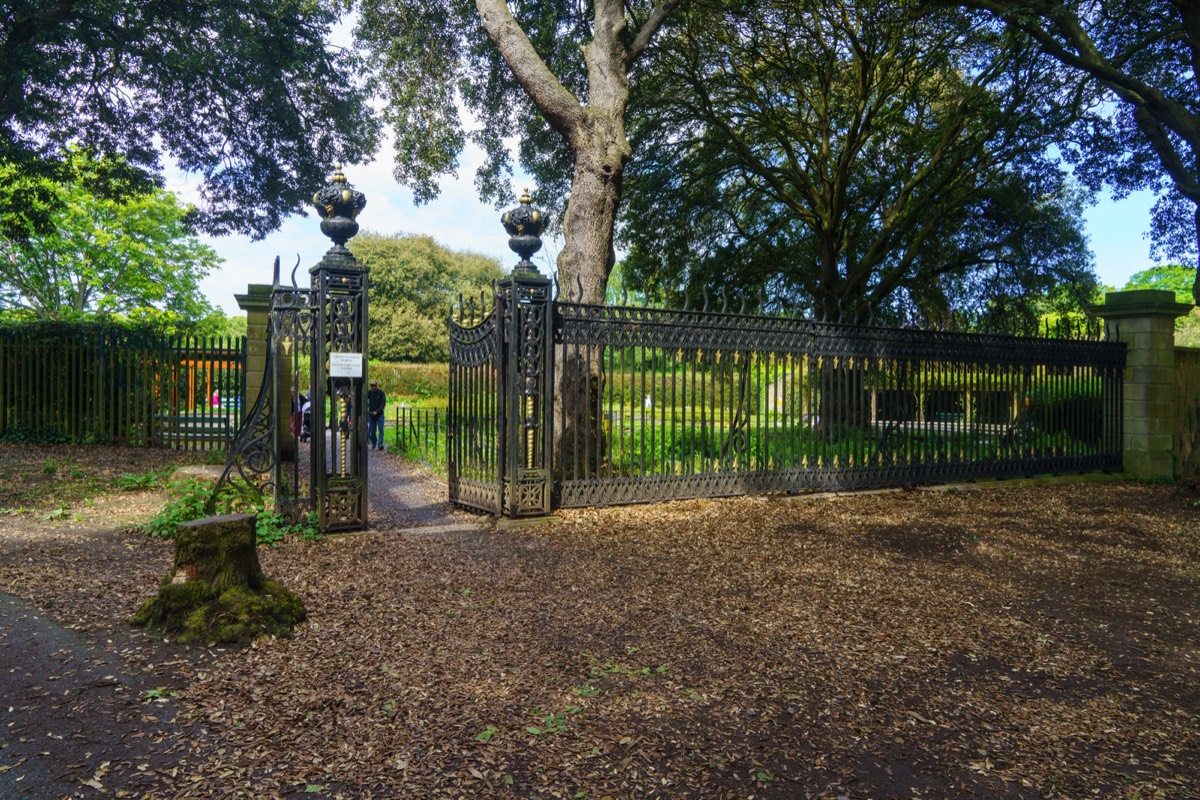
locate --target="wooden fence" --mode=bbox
[0,329,246,450]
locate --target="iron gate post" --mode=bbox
[310,168,369,531]
[498,190,553,517]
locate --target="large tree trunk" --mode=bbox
[555,344,605,479]
[816,357,870,445]
[557,121,628,304]
[552,122,626,477]
[475,0,637,299]
[475,0,679,480]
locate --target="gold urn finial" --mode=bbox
[502,187,547,274]
[312,166,367,247]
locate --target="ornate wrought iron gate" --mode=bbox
[447,296,502,515]
[447,192,553,518]
[212,169,369,532]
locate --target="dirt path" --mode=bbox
[0,448,481,798]
[1,443,1198,799]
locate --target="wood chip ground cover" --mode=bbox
[0,443,1197,798]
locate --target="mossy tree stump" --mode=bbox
[133,513,306,643]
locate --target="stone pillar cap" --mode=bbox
[235,283,274,312]
[1089,289,1194,320]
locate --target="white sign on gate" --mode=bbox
[329,352,363,378]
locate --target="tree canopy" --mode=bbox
[349,232,503,362]
[0,153,220,321]
[620,0,1096,325]
[0,0,379,242]
[1121,264,1198,303]
[938,0,1200,303]
[355,0,684,303]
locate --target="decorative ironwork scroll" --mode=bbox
[208,258,315,519]
[271,276,316,525]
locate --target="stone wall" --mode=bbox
[1176,347,1200,482]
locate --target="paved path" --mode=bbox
[0,593,185,799]
[366,450,484,532]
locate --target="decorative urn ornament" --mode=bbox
[312,165,367,248]
[501,189,547,273]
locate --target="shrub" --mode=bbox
[144,479,321,545]
[368,362,449,403]
[143,478,212,540]
[1030,377,1103,447]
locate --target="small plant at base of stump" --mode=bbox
[132,513,306,644]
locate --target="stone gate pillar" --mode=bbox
[235,281,294,461]
[234,283,271,428]
[1094,289,1194,479]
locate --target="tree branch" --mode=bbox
[473,0,586,139]
[629,0,684,62]
[947,0,1200,142]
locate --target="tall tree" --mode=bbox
[934,0,1200,303]
[0,154,219,320]
[0,0,379,241]
[356,0,684,303]
[621,0,1096,324]
[350,232,503,362]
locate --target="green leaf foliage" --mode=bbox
[1121,264,1200,340]
[0,313,230,341]
[0,0,380,240]
[355,0,596,210]
[620,0,1097,326]
[0,151,220,321]
[1121,265,1198,304]
[145,480,320,546]
[350,232,503,362]
[355,0,686,299]
[948,0,1200,302]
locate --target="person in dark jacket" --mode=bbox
[366,380,386,451]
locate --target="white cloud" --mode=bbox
[171,129,549,315]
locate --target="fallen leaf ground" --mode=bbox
[0,443,1198,799]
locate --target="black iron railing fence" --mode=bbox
[555,303,1123,508]
[448,278,1126,517]
[0,327,245,450]
[393,407,447,466]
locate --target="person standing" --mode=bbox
[367,380,386,451]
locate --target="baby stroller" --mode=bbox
[296,392,313,443]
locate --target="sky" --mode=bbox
[166,137,533,316]
[176,147,1165,318]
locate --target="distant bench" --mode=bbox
[153,414,234,448]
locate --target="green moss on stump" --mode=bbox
[132,513,306,644]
